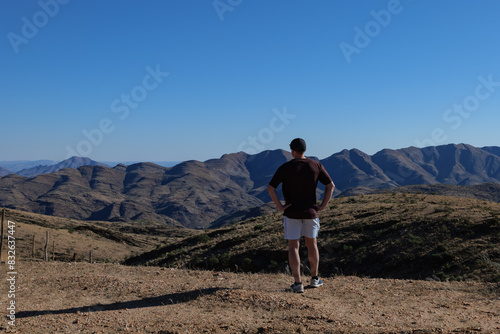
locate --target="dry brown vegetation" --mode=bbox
[0,208,194,263]
[127,193,500,283]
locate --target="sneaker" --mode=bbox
[290,282,304,293]
[310,277,323,288]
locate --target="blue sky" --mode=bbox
[1,0,500,162]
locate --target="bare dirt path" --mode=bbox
[1,262,499,333]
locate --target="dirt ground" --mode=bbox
[1,261,499,333]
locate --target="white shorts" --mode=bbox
[283,217,320,240]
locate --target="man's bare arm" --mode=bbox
[317,182,335,211]
[267,185,291,211]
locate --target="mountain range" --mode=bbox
[14,157,108,177]
[1,143,500,228]
[0,159,58,174]
[0,159,179,176]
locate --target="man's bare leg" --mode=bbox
[288,239,301,283]
[305,237,319,277]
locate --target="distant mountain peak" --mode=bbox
[15,157,108,178]
[113,163,127,171]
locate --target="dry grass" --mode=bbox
[0,208,196,263]
[127,193,500,282]
[1,261,498,333]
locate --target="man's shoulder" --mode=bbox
[279,158,298,167]
[305,157,321,164]
[304,158,324,168]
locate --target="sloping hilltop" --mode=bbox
[2,261,498,333]
[126,193,500,283]
[0,208,194,263]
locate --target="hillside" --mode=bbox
[0,208,194,263]
[340,183,500,202]
[0,166,11,176]
[322,144,500,191]
[1,144,500,228]
[2,262,498,333]
[125,193,500,283]
[0,150,291,228]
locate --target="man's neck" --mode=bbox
[292,151,306,159]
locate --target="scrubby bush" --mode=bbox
[209,255,219,266]
[196,234,210,243]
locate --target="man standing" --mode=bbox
[267,138,335,293]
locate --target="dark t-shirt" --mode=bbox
[269,158,333,219]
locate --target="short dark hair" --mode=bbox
[290,138,306,153]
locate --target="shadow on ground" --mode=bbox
[17,287,226,318]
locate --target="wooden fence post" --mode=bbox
[52,240,55,261]
[32,235,36,258]
[89,250,93,263]
[44,231,49,261]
